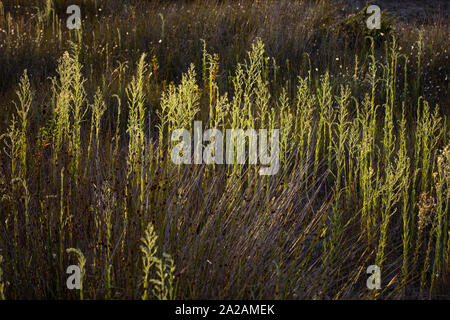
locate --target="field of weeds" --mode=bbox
[0,0,448,299]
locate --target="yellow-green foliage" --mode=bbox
[66,248,86,300]
[51,45,87,181]
[2,70,32,180]
[0,254,5,300]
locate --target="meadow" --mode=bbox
[0,0,448,299]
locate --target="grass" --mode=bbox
[0,0,449,300]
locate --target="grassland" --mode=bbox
[0,0,448,299]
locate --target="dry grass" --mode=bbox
[0,0,448,299]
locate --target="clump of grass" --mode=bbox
[86,87,106,178]
[97,180,116,299]
[2,70,32,180]
[140,222,158,300]
[338,3,395,47]
[66,248,86,300]
[0,3,448,299]
[430,143,450,295]
[140,223,176,300]
[399,104,412,291]
[123,53,149,267]
[51,44,87,183]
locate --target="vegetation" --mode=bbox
[0,0,448,299]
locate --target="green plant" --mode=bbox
[140,223,176,300]
[0,2,448,299]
